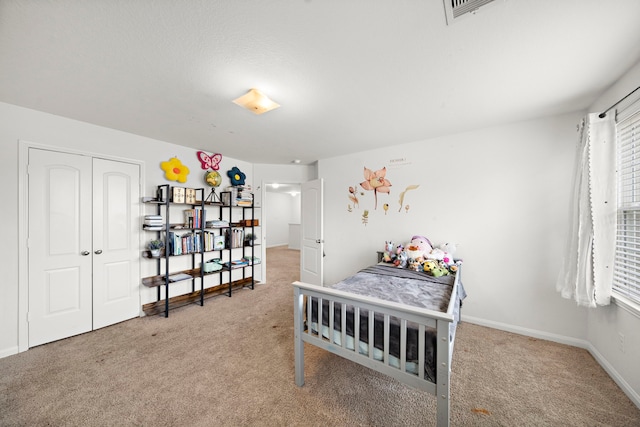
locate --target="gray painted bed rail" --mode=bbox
[293,271,460,427]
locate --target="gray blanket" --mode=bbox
[310,264,465,382]
[331,264,455,312]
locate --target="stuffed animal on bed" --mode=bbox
[426,247,445,261]
[426,243,456,265]
[382,241,396,263]
[439,242,457,265]
[408,235,432,259]
[423,259,449,277]
[408,259,421,271]
[394,249,408,268]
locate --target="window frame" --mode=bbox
[613,98,640,317]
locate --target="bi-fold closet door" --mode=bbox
[27,148,140,347]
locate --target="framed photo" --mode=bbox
[172,187,185,203]
[185,188,197,204]
[213,235,225,250]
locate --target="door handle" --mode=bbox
[81,251,90,256]
[316,239,324,244]
[94,250,103,255]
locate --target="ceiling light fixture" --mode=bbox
[233,88,280,115]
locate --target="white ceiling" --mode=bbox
[2,1,640,165]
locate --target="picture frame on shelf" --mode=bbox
[172,187,185,203]
[185,188,197,204]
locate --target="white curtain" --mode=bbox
[556,112,616,307]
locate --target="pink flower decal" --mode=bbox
[360,166,391,209]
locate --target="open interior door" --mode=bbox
[300,179,323,286]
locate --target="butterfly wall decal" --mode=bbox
[196,151,222,170]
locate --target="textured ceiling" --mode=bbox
[1,0,640,165]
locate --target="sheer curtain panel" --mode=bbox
[557,113,616,307]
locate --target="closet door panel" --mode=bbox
[92,158,140,329]
[28,149,93,347]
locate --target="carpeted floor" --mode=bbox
[0,246,638,426]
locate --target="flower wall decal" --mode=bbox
[348,185,361,208]
[360,166,392,209]
[160,157,190,183]
[227,166,246,186]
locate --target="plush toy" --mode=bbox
[422,259,449,277]
[439,242,457,265]
[408,235,432,259]
[426,247,445,261]
[394,250,408,268]
[405,244,423,261]
[408,259,421,271]
[431,265,449,277]
[426,242,456,265]
[382,241,396,263]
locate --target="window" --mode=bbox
[614,102,640,306]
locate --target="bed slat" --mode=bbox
[418,324,425,380]
[341,304,347,349]
[400,319,407,372]
[383,314,390,365]
[329,300,334,343]
[354,306,360,355]
[368,309,374,359]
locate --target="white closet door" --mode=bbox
[28,150,141,347]
[28,149,93,347]
[92,158,140,329]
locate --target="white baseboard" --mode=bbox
[462,315,590,348]
[462,315,640,409]
[0,346,19,359]
[587,342,640,408]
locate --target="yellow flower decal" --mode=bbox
[161,157,190,183]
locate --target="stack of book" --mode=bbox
[143,215,163,230]
[206,219,229,228]
[236,185,253,206]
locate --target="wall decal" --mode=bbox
[197,151,222,170]
[161,157,190,183]
[397,185,419,212]
[348,185,361,208]
[360,166,392,209]
[362,210,369,226]
[227,166,246,186]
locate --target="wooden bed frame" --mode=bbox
[293,268,461,427]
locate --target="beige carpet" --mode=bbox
[1,246,639,426]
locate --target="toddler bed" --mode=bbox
[293,263,465,427]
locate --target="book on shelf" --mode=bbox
[182,208,206,228]
[167,273,192,282]
[206,219,229,228]
[213,235,225,250]
[143,225,164,231]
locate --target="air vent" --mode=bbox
[443,0,497,24]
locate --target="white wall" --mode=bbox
[585,60,640,405]
[318,112,589,341]
[264,192,300,247]
[0,102,252,357]
[253,163,316,185]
